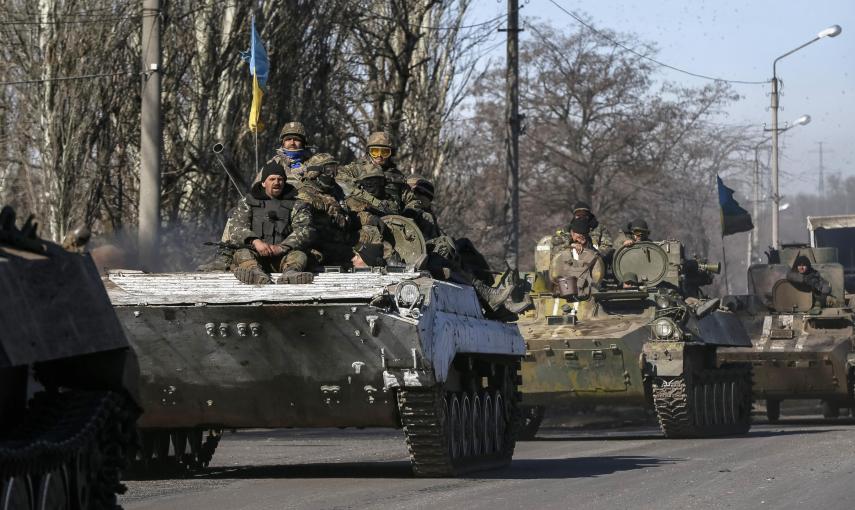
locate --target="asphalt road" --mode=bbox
[121,417,855,510]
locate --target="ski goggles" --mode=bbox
[368,146,392,158]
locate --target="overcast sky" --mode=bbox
[471,0,854,196]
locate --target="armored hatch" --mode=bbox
[612,241,673,286]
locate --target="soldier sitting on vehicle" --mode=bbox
[401,174,457,262]
[338,131,405,205]
[616,219,651,247]
[345,167,400,253]
[563,201,613,253]
[297,153,354,268]
[787,255,834,313]
[549,218,603,300]
[227,161,316,285]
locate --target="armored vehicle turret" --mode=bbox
[718,245,854,422]
[518,237,753,438]
[105,218,524,477]
[0,206,139,510]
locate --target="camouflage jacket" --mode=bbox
[787,269,832,298]
[227,181,316,251]
[338,158,405,209]
[296,180,352,247]
[345,188,398,245]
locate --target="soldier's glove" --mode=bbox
[328,206,349,229]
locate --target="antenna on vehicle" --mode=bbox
[212,143,246,198]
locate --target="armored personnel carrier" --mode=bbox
[718,245,854,422]
[0,206,139,510]
[518,238,753,438]
[104,217,524,477]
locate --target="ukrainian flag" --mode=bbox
[717,175,754,236]
[240,16,269,132]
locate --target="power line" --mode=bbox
[0,16,139,25]
[546,0,767,86]
[0,71,136,87]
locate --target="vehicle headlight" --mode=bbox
[655,295,672,310]
[396,281,421,307]
[652,318,676,339]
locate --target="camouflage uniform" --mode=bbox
[787,256,833,311]
[297,153,355,267]
[401,174,456,261]
[227,178,316,280]
[345,167,399,245]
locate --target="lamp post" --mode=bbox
[750,115,810,267]
[770,24,841,249]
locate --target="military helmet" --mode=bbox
[622,271,639,285]
[279,121,307,141]
[628,219,650,234]
[367,131,393,148]
[357,166,386,182]
[305,152,338,170]
[406,174,435,200]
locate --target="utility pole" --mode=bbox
[810,141,833,195]
[139,0,162,271]
[500,0,521,268]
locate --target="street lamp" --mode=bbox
[749,114,810,266]
[770,24,841,248]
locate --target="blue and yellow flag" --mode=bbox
[239,16,269,132]
[717,175,753,236]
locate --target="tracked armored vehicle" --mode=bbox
[0,206,139,510]
[718,245,855,422]
[104,218,524,477]
[518,238,753,438]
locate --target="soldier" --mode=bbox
[351,241,385,269]
[617,219,651,247]
[269,121,312,184]
[401,174,457,259]
[565,201,613,252]
[227,161,316,285]
[550,217,603,300]
[338,131,405,207]
[345,166,399,248]
[198,121,313,273]
[297,153,354,267]
[787,255,833,312]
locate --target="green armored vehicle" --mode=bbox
[718,245,854,421]
[518,237,753,438]
[0,206,139,510]
[104,218,524,477]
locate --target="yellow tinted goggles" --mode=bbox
[369,146,392,158]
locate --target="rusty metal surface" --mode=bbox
[0,245,129,367]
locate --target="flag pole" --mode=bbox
[254,130,259,174]
[720,233,730,295]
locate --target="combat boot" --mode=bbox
[234,266,272,285]
[471,279,514,312]
[277,270,314,284]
